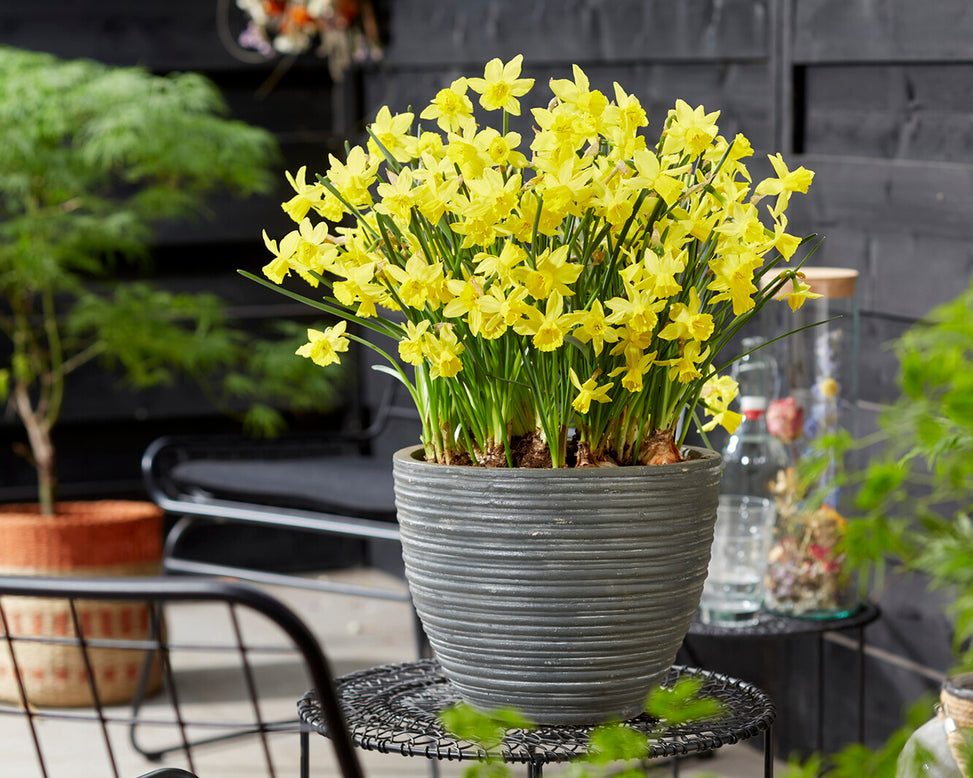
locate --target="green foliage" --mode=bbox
[645,676,725,728]
[439,677,727,777]
[834,280,973,670]
[438,703,534,778]
[227,321,348,437]
[0,46,342,512]
[785,281,973,776]
[826,695,936,778]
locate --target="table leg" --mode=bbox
[300,729,309,778]
[857,624,866,744]
[527,759,543,777]
[816,633,825,754]
[764,726,775,778]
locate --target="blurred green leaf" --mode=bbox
[439,702,533,751]
[645,677,724,727]
[586,723,649,765]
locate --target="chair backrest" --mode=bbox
[0,575,364,778]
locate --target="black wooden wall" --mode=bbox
[2,0,970,758]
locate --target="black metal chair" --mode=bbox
[0,575,364,778]
[140,356,427,643]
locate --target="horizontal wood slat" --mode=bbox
[802,64,973,163]
[384,0,770,65]
[791,154,973,241]
[787,155,973,319]
[793,0,973,63]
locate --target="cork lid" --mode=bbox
[767,267,858,299]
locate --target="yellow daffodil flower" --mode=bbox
[628,148,684,206]
[513,292,574,352]
[476,283,530,337]
[661,340,710,383]
[261,229,301,284]
[707,250,762,315]
[783,275,822,311]
[281,166,324,223]
[549,65,608,135]
[427,324,465,378]
[296,322,350,367]
[519,245,583,299]
[530,105,588,164]
[662,99,720,157]
[327,146,379,207]
[606,81,648,133]
[445,122,493,180]
[699,374,743,433]
[398,320,431,366]
[290,218,338,287]
[640,247,686,299]
[609,348,658,393]
[475,243,527,285]
[592,175,636,232]
[420,77,474,133]
[606,284,666,334]
[367,106,416,164]
[374,168,419,224]
[333,262,386,317]
[658,288,715,342]
[714,201,767,247]
[565,300,619,356]
[466,54,534,115]
[385,253,445,310]
[754,153,814,216]
[443,275,483,320]
[569,368,613,414]
[475,127,528,169]
[766,213,802,260]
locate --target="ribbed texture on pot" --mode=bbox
[393,445,721,724]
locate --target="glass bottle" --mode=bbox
[721,337,791,503]
[702,338,788,626]
[761,268,860,618]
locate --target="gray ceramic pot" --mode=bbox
[392,444,722,724]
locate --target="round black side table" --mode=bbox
[684,602,881,754]
[298,659,777,778]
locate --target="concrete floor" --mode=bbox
[2,568,781,777]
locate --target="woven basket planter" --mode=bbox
[0,501,164,707]
[392,445,721,725]
[940,672,973,775]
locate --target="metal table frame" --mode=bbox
[298,659,778,778]
[684,603,881,753]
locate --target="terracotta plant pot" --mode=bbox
[0,501,164,707]
[392,445,721,724]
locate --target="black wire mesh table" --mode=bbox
[684,602,881,754]
[298,659,777,777]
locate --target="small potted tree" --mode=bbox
[0,46,339,705]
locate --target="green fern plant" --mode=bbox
[0,46,342,514]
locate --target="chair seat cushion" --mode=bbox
[171,455,397,521]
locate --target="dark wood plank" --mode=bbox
[788,154,973,243]
[384,0,770,66]
[0,0,272,71]
[802,64,973,162]
[793,0,973,63]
